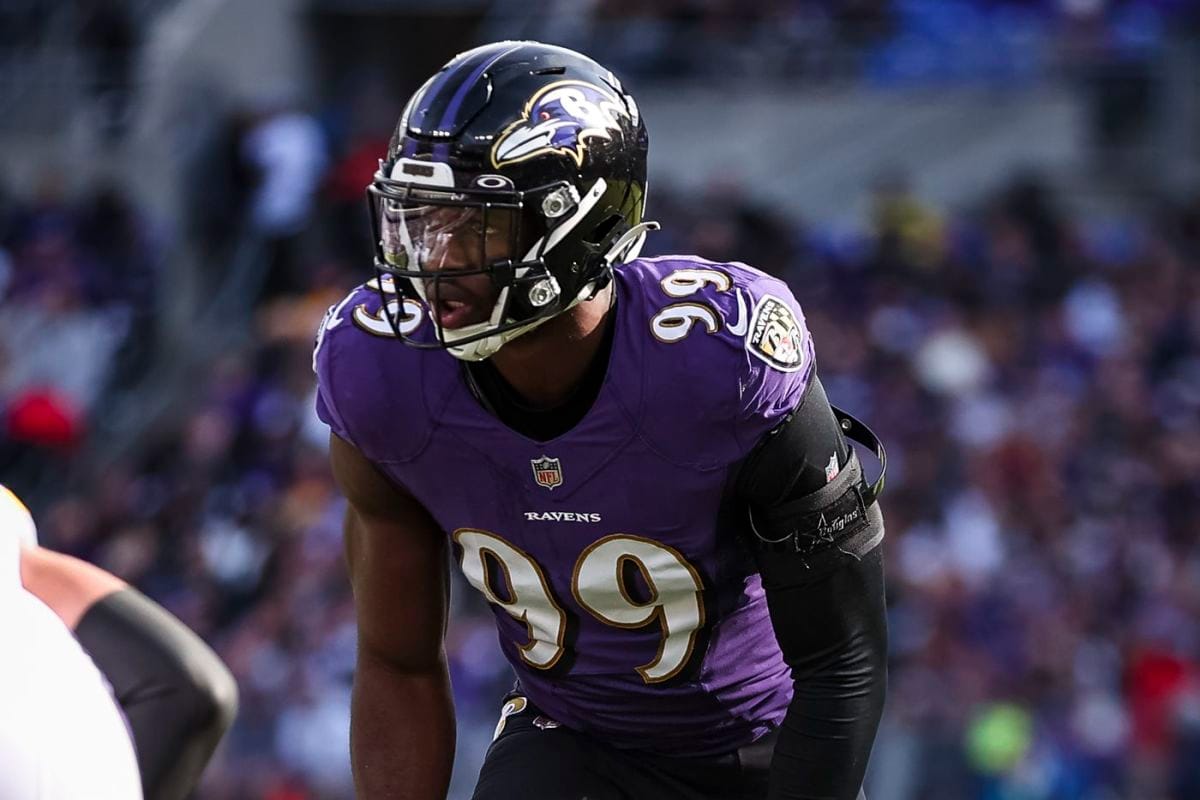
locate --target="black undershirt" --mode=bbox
[462,308,617,442]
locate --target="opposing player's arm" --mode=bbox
[331,432,455,800]
[737,376,888,800]
[19,546,238,800]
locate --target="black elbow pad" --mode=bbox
[76,587,238,800]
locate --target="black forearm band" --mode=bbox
[751,450,882,555]
[737,375,887,585]
[75,587,238,800]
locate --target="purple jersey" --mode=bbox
[314,256,816,756]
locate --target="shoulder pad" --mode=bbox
[619,257,815,468]
[312,280,435,463]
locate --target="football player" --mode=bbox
[1,487,143,799]
[0,486,238,800]
[315,42,887,800]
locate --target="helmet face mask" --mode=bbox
[367,41,653,361]
[367,168,599,355]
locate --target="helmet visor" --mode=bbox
[375,194,527,330]
[378,198,522,272]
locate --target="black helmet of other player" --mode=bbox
[368,40,655,361]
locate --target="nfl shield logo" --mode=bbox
[531,456,563,490]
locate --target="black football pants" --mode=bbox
[471,696,867,800]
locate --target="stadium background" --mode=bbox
[2,1,1199,798]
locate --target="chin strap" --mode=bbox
[446,320,543,361]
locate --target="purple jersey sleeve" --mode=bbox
[727,268,816,452]
[628,257,815,468]
[313,295,355,444]
[313,303,352,443]
[311,282,433,466]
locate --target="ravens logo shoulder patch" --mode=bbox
[746,294,807,372]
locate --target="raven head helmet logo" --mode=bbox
[492,80,633,169]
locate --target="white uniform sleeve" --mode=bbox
[0,486,37,548]
[0,486,37,591]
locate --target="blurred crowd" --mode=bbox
[521,0,1200,86]
[0,174,159,488]
[763,177,1200,800]
[4,132,1199,799]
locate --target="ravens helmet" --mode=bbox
[368,41,655,360]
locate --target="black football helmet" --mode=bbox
[367,41,655,360]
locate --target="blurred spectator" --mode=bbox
[239,107,329,299]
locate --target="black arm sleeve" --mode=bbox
[761,546,886,800]
[75,587,239,800]
[736,376,888,800]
